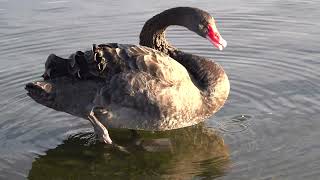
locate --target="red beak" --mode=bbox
[206,23,227,51]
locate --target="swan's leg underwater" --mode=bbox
[88,106,113,144]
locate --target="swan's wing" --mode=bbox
[125,45,193,84]
[93,70,202,130]
[92,71,166,130]
[40,44,203,130]
[95,44,193,84]
[43,43,193,85]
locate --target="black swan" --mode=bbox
[25,7,229,144]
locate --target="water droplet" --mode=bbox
[231,114,252,122]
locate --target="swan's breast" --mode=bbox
[128,46,203,113]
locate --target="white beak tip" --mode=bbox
[221,39,227,48]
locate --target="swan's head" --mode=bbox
[180,7,227,51]
[194,16,227,51]
[140,7,227,51]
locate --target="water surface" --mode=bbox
[1,0,320,179]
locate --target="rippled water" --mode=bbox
[1,0,320,179]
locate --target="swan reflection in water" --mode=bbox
[28,124,230,179]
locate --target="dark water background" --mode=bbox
[1,0,320,179]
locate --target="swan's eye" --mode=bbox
[198,24,204,30]
[198,23,208,36]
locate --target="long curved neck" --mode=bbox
[139,8,221,96]
[139,7,198,55]
[170,51,224,95]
